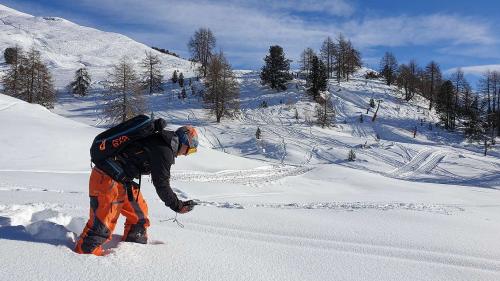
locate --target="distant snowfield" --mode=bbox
[1,4,500,281]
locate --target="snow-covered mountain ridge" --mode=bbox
[0,4,195,88]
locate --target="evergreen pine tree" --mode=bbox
[181,87,187,99]
[260,45,292,91]
[307,55,328,100]
[179,72,185,88]
[379,52,398,86]
[70,67,91,96]
[2,46,24,99]
[4,46,19,65]
[436,80,456,130]
[171,70,178,84]
[423,61,442,110]
[464,95,484,142]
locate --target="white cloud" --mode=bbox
[445,65,500,76]
[261,0,354,16]
[344,14,496,48]
[438,45,500,60]
[12,0,498,68]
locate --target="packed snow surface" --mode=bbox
[1,4,500,281]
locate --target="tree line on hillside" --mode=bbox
[2,32,498,156]
[151,46,180,58]
[378,52,500,155]
[0,31,361,130]
[0,28,240,125]
[2,46,56,108]
[259,33,361,128]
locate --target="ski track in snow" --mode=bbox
[172,165,312,185]
[1,202,494,275]
[195,200,465,214]
[0,169,89,174]
[388,148,446,178]
[0,102,18,111]
[0,165,310,186]
[0,184,78,194]
[181,220,500,274]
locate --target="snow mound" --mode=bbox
[0,203,82,247]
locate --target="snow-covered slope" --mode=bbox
[0,4,196,87]
[55,68,500,188]
[2,90,500,281]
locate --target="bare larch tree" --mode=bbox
[104,57,146,124]
[140,51,164,94]
[188,27,216,78]
[203,51,240,123]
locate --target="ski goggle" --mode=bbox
[185,146,197,155]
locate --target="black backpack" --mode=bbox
[90,115,167,182]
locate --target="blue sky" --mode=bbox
[1,0,499,83]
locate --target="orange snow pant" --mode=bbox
[75,168,150,256]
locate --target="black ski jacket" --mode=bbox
[96,130,182,211]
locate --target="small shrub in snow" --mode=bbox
[369,98,375,108]
[315,96,335,128]
[181,87,187,99]
[304,113,314,126]
[348,149,356,161]
[255,127,261,139]
[260,101,268,108]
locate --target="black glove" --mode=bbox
[177,200,197,214]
